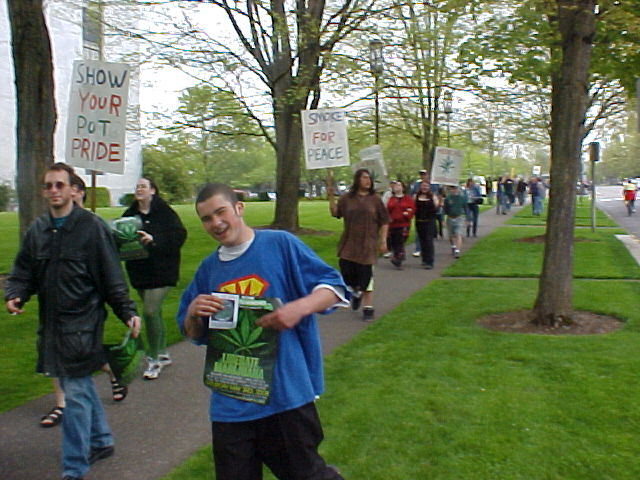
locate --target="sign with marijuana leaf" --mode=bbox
[109,216,148,261]
[432,147,463,186]
[353,145,389,191]
[203,295,281,404]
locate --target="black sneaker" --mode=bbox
[424,264,433,269]
[362,307,375,322]
[89,445,114,465]
[350,292,362,311]
[63,477,83,480]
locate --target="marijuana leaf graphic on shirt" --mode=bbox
[219,315,267,355]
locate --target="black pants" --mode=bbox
[389,227,408,261]
[465,203,479,236]
[416,220,435,266]
[435,213,444,237]
[339,258,372,293]
[211,402,344,480]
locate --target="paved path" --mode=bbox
[0,204,527,480]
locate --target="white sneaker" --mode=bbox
[143,359,163,380]
[158,354,172,367]
[412,251,421,257]
[454,249,461,258]
[382,252,392,258]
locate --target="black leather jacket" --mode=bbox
[4,206,137,377]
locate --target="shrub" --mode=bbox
[84,187,111,208]
[0,182,14,211]
[119,193,135,206]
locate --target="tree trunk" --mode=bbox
[532,0,596,326]
[8,0,56,237]
[271,101,302,231]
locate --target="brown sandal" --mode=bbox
[40,406,64,428]
[111,379,128,402]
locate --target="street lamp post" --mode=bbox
[369,39,384,144]
[443,90,453,147]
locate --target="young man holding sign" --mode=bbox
[177,183,347,480]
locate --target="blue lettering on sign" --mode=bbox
[307,111,344,125]
[74,63,128,88]
[307,147,344,162]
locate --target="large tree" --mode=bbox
[381,0,486,172]
[7,0,56,236]
[532,0,596,325]
[137,0,378,231]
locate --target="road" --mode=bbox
[595,185,639,237]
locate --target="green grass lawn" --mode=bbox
[163,278,640,480]
[3,200,640,479]
[507,203,618,227]
[443,226,640,279]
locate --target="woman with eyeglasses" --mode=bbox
[122,177,187,380]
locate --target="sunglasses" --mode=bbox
[42,181,68,191]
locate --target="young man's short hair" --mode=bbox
[195,183,239,207]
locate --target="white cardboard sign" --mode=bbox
[65,60,130,174]
[302,108,350,170]
[431,147,463,186]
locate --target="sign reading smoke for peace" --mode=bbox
[301,108,350,170]
[431,147,463,186]
[65,60,130,174]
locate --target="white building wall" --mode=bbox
[0,0,141,206]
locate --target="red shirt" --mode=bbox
[386,194,415,229]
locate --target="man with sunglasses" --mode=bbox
[5,163,140,480]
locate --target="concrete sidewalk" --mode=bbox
[0,204,519,480]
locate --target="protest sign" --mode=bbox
[431,147,463,186]
[352,145,388,191]
[65,60,130,174]
[301,108,350,170]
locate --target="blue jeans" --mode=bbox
[465,203,479,236]
[59,376,113,478]
[532,196,543,215]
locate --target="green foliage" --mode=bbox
[144,84,276,195]
[0,182,15,211]
[143,141,193,203]
[119,193,135,207]
[85,187,110,208]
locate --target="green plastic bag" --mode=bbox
[104,329,144,386]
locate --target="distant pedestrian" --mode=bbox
[516,177,528,206]
[330,168,389,321]
[464,178,482,238]
[381,181,396,258]
[623,180,636,214]
[495,176,504,215]
[444,184,467,258]
[410,169,429,257]
[486,176,495,205]
[503,176,515,213]
[386,181,415,269]
[414,181,439,269]
[529,177,544,216]
[435,185,445,239]
[5,163,141,480]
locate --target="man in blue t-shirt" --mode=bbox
[177,183,347,480]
